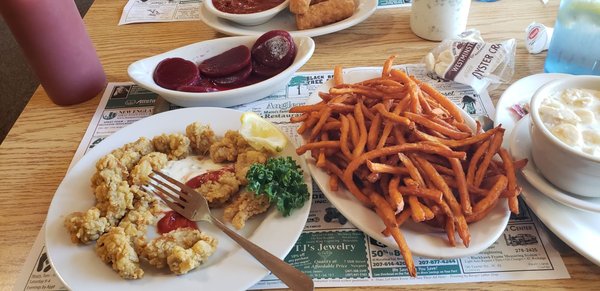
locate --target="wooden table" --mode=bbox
[2,0,599,289]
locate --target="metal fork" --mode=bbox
[143,170,314,291]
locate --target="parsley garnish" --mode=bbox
[246,157,309,217]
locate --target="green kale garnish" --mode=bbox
[246,156,309,217]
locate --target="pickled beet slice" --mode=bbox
[153,57,200,90]
[198,45,251,77]
[210,63,253,86]
[252,58,287,78]
[251,30,296,69]
[252,30,294,53]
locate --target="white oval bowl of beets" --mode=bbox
[128,30,314,107]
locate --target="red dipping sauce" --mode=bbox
[185,167,235,188]
[157,210,198,234]
[157,167,235,234]
[213,0,285,14]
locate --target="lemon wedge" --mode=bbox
[240,112,288,153]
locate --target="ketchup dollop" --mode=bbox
[157,210,198,234]
[157,167,235,234]
[185,167,235,188]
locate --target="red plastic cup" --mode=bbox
[0,0,107,105]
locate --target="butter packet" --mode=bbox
[423,30,516,93]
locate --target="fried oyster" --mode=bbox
[152,133,191,160]
[94,179,133,226]
[140,228,218,275]
[91,153,128,189]
[186,122,216,156]
[110,137,155,171]
[223,190,271,230]
[94,186,162,279]
[95,227,144,279]
[209,130,251,163]
[130,152,168,185]
[195,170,240,207]
[64,207,110,244]
[89,153,134,226]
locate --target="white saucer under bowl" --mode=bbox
[495,73,600,267]
[509,115,600,213]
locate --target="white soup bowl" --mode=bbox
[529,75,600,197]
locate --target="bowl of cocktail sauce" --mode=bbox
[204,0,289,26]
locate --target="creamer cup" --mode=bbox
[525,22,553,54]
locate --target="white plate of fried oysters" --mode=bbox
[45,107,312,291]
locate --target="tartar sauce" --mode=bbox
[538,88,600,156]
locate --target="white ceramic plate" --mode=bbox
[45,107,312,291]
[304,67,510,258]
[127,36,315,107]
[495,73,600,266]
[199,0,377,37]
[509,116,600,212]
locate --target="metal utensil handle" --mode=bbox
[211,218,314,291]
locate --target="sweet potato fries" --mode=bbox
[290,56,525,277]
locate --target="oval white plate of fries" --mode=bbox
[199,0,377,37]
[294,65,514,273]
[45,107,312,291]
